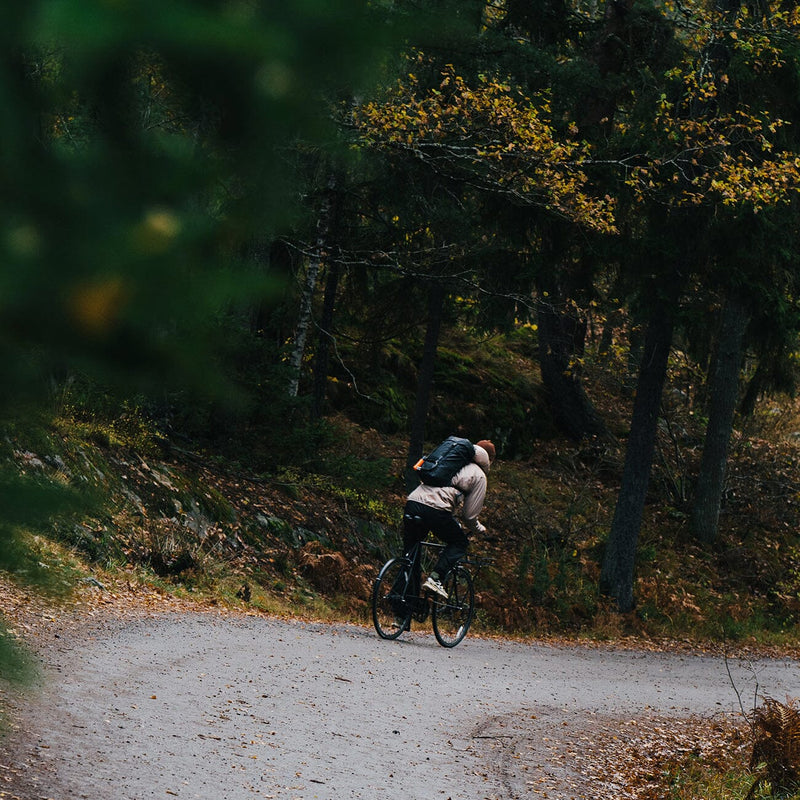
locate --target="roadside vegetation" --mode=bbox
[7,322,800,799]
[12,323,800,651]
[6,2,800,797]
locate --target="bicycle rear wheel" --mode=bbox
[372,557,413,640]
[431,565,474,647]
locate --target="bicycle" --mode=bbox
[371,539,493,648]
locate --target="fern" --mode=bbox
[747,697,800,799]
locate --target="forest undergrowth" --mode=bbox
[6,327,800,799]
[11,326,800,651]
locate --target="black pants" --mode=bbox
[402,500,468,581]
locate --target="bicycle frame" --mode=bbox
[371,538,493,647]
[386,539,443,623]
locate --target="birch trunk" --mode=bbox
[287,174,335,399]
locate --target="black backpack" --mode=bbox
[413,436,475,486]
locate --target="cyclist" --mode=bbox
[403,439,496,599]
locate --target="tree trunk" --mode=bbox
[598,307,623,360]
[537,298,608,441]
[311,262,341,419]
[405,281,446,491]
[600,304,675,612]
[691,296,748,544]
[287,173,336,398]
[739,362,765,418]
[287,258,320,399]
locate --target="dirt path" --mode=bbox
[1,610,799,800]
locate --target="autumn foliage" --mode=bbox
[748,697,800,798]
[626,4,800,211]
[352,60,617,232]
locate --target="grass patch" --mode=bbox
[0,624,39,687]
[664,763,766,800]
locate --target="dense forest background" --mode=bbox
[5,0,800,675]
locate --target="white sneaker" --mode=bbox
[423,576,448,599]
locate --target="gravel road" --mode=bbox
[2,612,800,800]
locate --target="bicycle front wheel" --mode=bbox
[372,557,413,640]
[432,565,474,647]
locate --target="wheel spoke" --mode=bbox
[372,558,413,640]
[432,566,474,647]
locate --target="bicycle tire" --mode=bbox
[372,557,413,640]
[432,565,474,647]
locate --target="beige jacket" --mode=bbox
[407,444,491,533]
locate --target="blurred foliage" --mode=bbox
[1,0,383,401]
[0,623,38,690]
[0,0,389,682]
